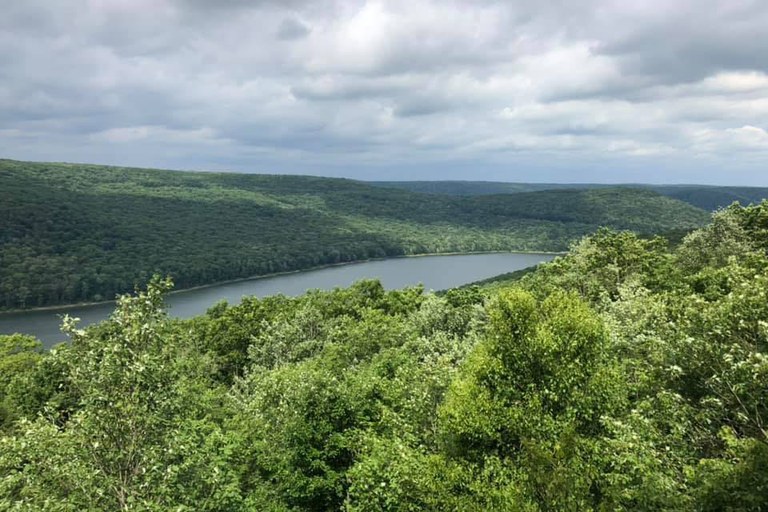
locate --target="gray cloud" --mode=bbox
[277,17,311,40]
[1,0,767,184]
[596,2,768,83]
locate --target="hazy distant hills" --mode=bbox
[369,181,768,211]
[1,159,708,309]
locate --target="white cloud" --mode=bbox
[92,125,220,144]
[702,72,768,93]
[1,0,768,183]
[727,125,768,149]
[691,125,768,154]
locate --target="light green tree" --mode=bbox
[0,277,242,511]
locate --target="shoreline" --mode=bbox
[0,250,565,315]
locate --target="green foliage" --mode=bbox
[0,334,42,430]
[437,290,622,509]
[3,202,768,510]
[518,229,670,307]
[692,429,768,511]
[371,180,768,211]
[676,206,757,273]
[0,277,243,510]
[0,159,707,310]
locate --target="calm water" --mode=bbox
[0,252,554,347]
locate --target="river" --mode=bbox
[0,252,555,347]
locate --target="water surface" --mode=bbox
[0,252,554,347]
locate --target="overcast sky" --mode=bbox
[1,0,767,184]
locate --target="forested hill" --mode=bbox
[369,180,587,196]
[2,202,768,509]
[0,159,707,309]
[370,180,768,211]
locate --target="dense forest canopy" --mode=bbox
[370,180,768,212]
[0,159,708,310]
[2,201,767,510]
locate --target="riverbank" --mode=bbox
[2,252,559,346]
[0,250,566,315]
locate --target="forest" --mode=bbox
[0,159,709,310]
[370,180,768,212]
[1,201,767,510]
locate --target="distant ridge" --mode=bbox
[1,159,708,309]
[369,180,768,211]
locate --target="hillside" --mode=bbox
[651,185,768,211]
[369,180,574,195]
[371,180,768,211]
[2,202,767,510]
[0,159,707,309]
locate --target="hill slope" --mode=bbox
[2,203,767,509]
[0,159,707,309]
[371,180,768,211]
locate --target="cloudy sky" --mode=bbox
[1,0,767,184]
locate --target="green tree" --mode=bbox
[0,278,242,510]
[0,334,43,430]
[437,289,623,509]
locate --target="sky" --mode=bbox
[1,0,767,185]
